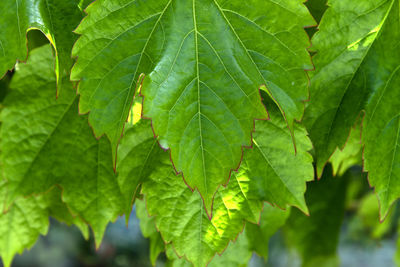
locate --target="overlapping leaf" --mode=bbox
[0,45,123,243]
[136,199,290,267]
[330,120,362,176]
[125,104,312,265]
[71,0,315,211]
[243,99,314,213]
[0,0,85,84]
[141,150,262,267]
[304,0,396,176]
[362,0,400,218]
[117,119,163,217]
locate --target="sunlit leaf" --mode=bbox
[71,0,315,211]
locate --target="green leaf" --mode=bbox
[0,45,122,244]
[136,113,312,266]
[362,0,400,219]
[137,199,290,267]
[0,181,88,267]
[246,204,290,259]
[0,0,85,85]
[0,181,48,267]
[304,0,396,177]
[244,99,314,213]
[330,119,362,176]
[284,164,347,267]
[116,98,313,266]
[117,119,163,218]
[141,150,262,267]
[122,103,312,265]
[45,187,90,241]
[70,0,315,211]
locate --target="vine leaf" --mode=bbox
[362,0,400,219]
[0,45,123,244]
[0,0,85,85]
[164,228,253,267]
[304,0,396,177]
[70,0,315,212]
[0,181,88,267]
[140,148,262,267]
[136,199,289,267]
[117,119,163,219]
[330,119,362,176]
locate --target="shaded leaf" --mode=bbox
[246,204,290,259]
[0,0,85,85]
[117,119,163,217]
[362,0,400,218]
[330,119,362,176]
[141,149,262,267]
[305,0,328,23]
[304,0,395,177]
[0,45,122,244]
[0,182,88,267]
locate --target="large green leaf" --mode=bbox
[284,165,348,267]
[362,0,400,218]
[70,0,315,211]
[0,0,85,84]
[304,0,396,176]
[0,45,122,244]
[0,181,88,267]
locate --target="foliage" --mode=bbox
[0,0,400,266]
